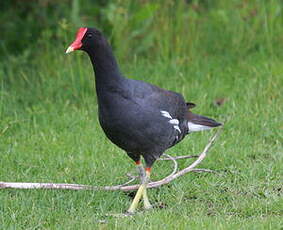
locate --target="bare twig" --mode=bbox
[125,173,138,180]
[159,155,199,160]
[118,177,136,187]
[162,154,178,177]
[189,168,215,173]
[0,128,221,191]
[141,128,221,190]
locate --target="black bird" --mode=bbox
[66,27,222,213]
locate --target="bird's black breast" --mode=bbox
[96,79,188,158]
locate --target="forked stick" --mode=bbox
[159,155,199,160]
[0,129,221,191]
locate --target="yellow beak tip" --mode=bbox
[65,46,74,54]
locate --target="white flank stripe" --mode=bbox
[169,119,179,125]
[160,110,172,119]
[187,122,212,132]
[160,111,182,134]
[174,125,181,133]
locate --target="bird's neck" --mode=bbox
[86,45,124,87]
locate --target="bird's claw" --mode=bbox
[144,204,153,210]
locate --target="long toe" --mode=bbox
[127,184,146,214]
[143,188,153,210]
[144,202,153,210]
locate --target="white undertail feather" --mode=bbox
[187,122,212,132]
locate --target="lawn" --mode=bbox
[0,0,282,229]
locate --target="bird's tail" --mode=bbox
[186,102,222,133]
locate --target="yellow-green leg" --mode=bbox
[127,183,147,214]
[142,170,152,210]
[127,163,152,214]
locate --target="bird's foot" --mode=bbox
[144,203,153,210]
[125,210,136,216]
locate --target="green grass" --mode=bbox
[1,0,283,229]
[1,54,282,229]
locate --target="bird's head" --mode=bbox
[66,27,105,54]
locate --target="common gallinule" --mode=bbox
[66,27,222,214]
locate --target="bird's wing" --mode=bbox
[130,79,187,120]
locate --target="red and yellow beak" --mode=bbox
[66,27,88,54]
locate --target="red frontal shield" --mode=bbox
[66,27,87,53]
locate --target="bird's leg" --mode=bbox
[142,168,152,210]
[135,160,146,181]
[127,163,152,214]
[126,161,144,214]
[136,162,152,209]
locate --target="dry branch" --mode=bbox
[0,128,221,191]
[159,155,199,160]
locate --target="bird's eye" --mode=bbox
[87,33,93,38]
